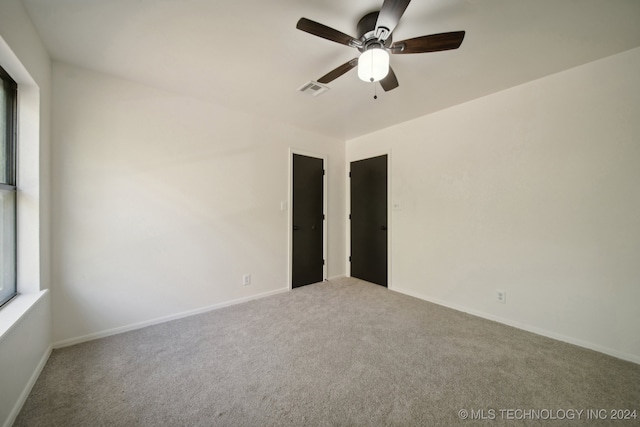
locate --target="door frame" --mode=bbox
[347,150,392,289]
[288,148,328,290]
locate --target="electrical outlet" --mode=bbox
[242,274,251,286]
[496,289,506,304]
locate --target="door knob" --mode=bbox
[380,225,387,231]
[293,225,299,230]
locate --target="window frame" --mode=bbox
[0,63,17,308]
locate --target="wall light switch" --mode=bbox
[496,289,506,304]
[280,201,287,211]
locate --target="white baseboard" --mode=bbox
[4,345,52,427]
[392,286,640,365]
[327,275,346,281]
[53,287,289,349]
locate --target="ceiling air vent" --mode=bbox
[297,81,330,97]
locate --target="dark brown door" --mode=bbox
[292,154,324,288]
[350,155,388,287]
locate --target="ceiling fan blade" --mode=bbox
[375,0,412,40]
[380,66,399,91]
[392,31,465,54]
[317,58,359,84]
[297,18,358,47]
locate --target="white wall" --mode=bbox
[0,0,52,426]
[51,63,345,345]
[0,294,50,427]
[347,47,640,363]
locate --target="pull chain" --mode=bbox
[368,50,378,99]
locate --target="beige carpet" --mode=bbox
[15,278,640,426]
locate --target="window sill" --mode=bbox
[0,290,48,341]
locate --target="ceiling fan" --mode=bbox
[296,0,465,92]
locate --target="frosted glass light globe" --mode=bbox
[358,48,390,82]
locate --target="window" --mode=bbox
[0,64,17,307]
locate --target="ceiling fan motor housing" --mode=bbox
[357,12,393,52]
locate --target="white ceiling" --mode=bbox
[22,0,640,140]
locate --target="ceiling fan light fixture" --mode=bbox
[358,48,389,82]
